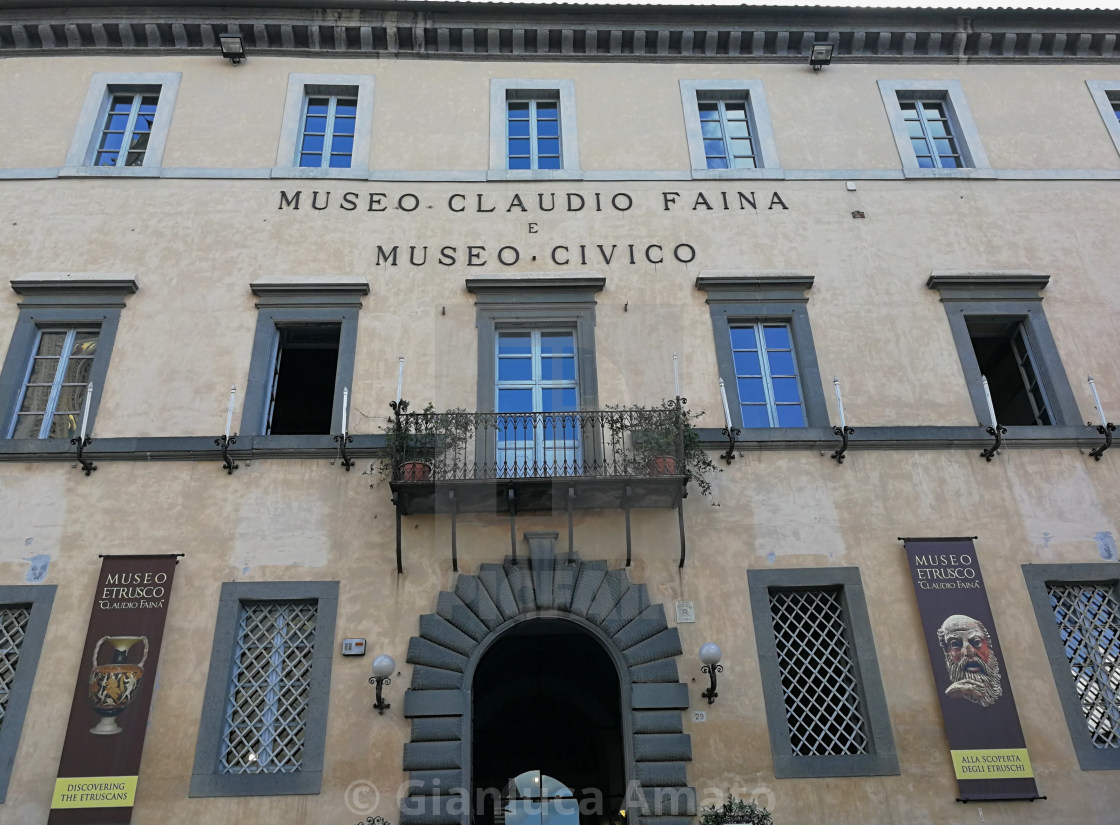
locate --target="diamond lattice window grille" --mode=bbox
[769,588,869,756]
[220,600,318,774]
[0,607,30,727]
[1046,583,1120,749]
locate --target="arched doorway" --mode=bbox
[472,620,625,825]
[399,544,696,825]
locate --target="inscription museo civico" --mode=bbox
[276,187,789,268]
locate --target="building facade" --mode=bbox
[0,2,1119,824]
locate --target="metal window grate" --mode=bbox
[220,600,318,774]
[0,607,30,727]
[1046,583,1120,749]
[769,588,869,755]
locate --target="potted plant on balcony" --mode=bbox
[698,792,773,825]
[609,399,720,498]
[379,403,476,483]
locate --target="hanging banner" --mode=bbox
[49,555,179,825]
[903,538,1040,801]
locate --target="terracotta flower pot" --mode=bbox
[648,456,677,475]
[399,460,433,482]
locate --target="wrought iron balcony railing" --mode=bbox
[385,405,688,483]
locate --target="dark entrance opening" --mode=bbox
[267,324,340,434]
[472,620,625,825]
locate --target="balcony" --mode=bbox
[384,404,693,571]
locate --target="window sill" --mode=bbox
[58,166,161,178]
[690,167,785,180]
[697,424,1100,451]
[773,751,900,779]
[901,167,997,180]
[188,770,322,798]
[486,169,584,181]
[270,166,370,180]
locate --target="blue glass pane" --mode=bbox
[127,132,150,151]
[705,157,729,169]
[741,405,771,428]
[540,334,574,355]
[499,334,532,355]
[304,116,327,134]
[108,113,130,130]
[543,387,578,412]
[763,326,791,349]
[732,350,761,377]
[704,139,726,155]
[776,405,805,427]
[508,120,531,137]
[537,139,560,156]
[906,120,925,138]
[498,358,533,382]
[134,115,154,133]
[328,154,351,168]
[732,157,757,169]
[139,98,159,112]
[933,138,954,155]
[700,121,722,138]
[331,135,354,155]
[508,139,530,156]
[697,103,719,118]
[301,134,324,152]
[541,357,575,382]
[109,96,134,111]
[939,155,960,168]
[508,101,530,114]
[538,157,561,170]
[771,377,800,403]
[99,132,123,151]
[536,103,558,119]
[332,118,356,137]
[94,152,119,166]
[729,326,758,350]
[334,102,358,117]
[498,388,534,412]
[537,120,559,138]
[726,120,750,138]
[766,350,796,376]
[724,102,747,116]
[927,120,949,138]
[916,155,935,168]
[737,377,765,403]
[509,157,531,170]
[299,153,322,167]
[306,99,329,115]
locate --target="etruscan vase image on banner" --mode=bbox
[49,555,178,825]
[88,635,149,735]
[903,538,1041,802]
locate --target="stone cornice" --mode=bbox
[0,4,1117,61]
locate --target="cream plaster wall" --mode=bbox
[2,45,1120,825]
[2,57,1120,172]
[0,447,1118,825]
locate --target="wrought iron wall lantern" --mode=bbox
[809,43,834,71]
[370,654,395,715]
[219,33,246,64]
[699,642,723,705]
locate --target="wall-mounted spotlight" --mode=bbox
[219,33,246,65]
[809,43,834,72]
[370,654,395,715]
[699,642,723,705]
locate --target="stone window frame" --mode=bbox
[189,580,339,798]
[62,72,181,176]
[877,80,992,178]
[273,73,376,178]
[926,271,1081,428]
[240,278,368,437]
[0,275,137,440]
[747,567,899,779]
[696,272,828,429]
[0,585,56,802]
[679,79,782,179]
[466,277,604,414]
[1086,81,1120,157]
[488,79,581,180]
[1021,563,1120,771]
